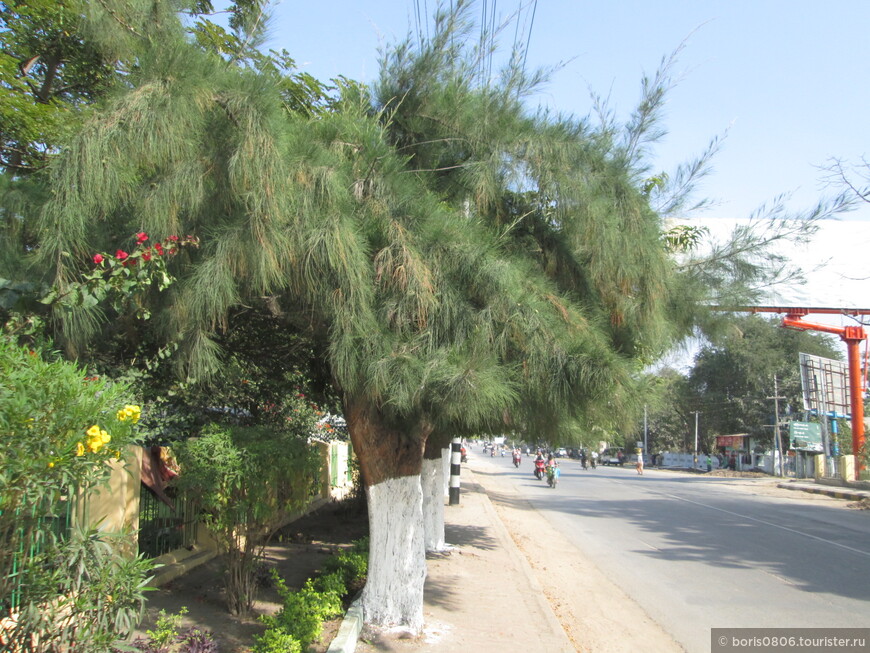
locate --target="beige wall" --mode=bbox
[74,446,143,556]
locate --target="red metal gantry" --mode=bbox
[741,306,869,466]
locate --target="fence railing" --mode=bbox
[137,487,198,559]
[2,497,74,615]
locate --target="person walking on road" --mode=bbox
[635,449,644,475]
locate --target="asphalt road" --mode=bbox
[480,455,870,652]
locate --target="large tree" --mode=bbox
[19,0,812,634]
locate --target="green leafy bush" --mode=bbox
[172,423,321,616]
[0,336,150,650]
[251,628,303,653]
[261,574,342,648]
[312,570,346,596]
[321,549,368,588]
[256,538,370,650]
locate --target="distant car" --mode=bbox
[556,448,568,457]
[601,447,625,466]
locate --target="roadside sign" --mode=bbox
[789,421,823,452]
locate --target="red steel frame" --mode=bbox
[738,307,869,467]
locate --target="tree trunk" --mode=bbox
[421,440,450,552]
[421,450,448,552]
[344,397,431,632]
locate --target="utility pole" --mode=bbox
[693,411,700,469]
[767,375,786,477]
[643,404,648,460]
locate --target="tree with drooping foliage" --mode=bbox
[19,0,814,635]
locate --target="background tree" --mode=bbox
[685,315,840,443]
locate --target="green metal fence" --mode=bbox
[2,497,74,614]
[137,486,198,559]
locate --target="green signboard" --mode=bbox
[789,421,822,452]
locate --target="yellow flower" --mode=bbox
[87,424,101,438]
[117,404,141,423]
[100,430,111,443]
[76,442,85,456]
[48,461,55,468]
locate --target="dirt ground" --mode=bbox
[133,499,370,652]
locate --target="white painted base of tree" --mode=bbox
[362,475,427,633]
[442,446,451,498]
[422,454,448,552]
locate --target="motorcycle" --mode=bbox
[512,452,521,468]
[534,458,546,480]
[590,456,596,469]
[546,463,560,488]
[460,447,468,463]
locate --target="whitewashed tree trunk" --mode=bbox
[441,445,451,497]
[362,474,427,633]
[422,450,448,551]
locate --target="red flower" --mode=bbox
[154,243,164,256]
[136,232,149,243]
[167,235,179,242]
[141,249,152,262]
[115,250,129,261]
[93,253,104,264]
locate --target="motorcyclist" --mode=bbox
[533,451,545,479]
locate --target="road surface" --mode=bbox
[471,453,870,652]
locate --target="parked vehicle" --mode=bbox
[601,447,625,466]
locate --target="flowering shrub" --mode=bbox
[0,336,151,650]
[40,233,200,321]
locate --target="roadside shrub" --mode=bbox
[251,628,302,653]
[256,537,370,650]
[321,549,368,588]
[0,336,150,650]
[261,573,342,648]
[312,570,346,596]
[124,607,219,653]
[172,424,321,616]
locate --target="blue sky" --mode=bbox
[260,0,870,223]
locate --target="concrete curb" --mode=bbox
[326,595,363,653]
[777,481,870,502]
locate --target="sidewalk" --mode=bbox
[330,466,576,653]
[776,478,870,502]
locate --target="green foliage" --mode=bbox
[0,336,150,649]
[256,539,368,651]
[172,423,321,615]
[321,549,368,588]
[9,525,153,651]
[145,607,188,649]
[262,575,342,648]
[0,0,118,172]
[251,628,302,653]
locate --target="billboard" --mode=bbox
[799,353,850,417]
